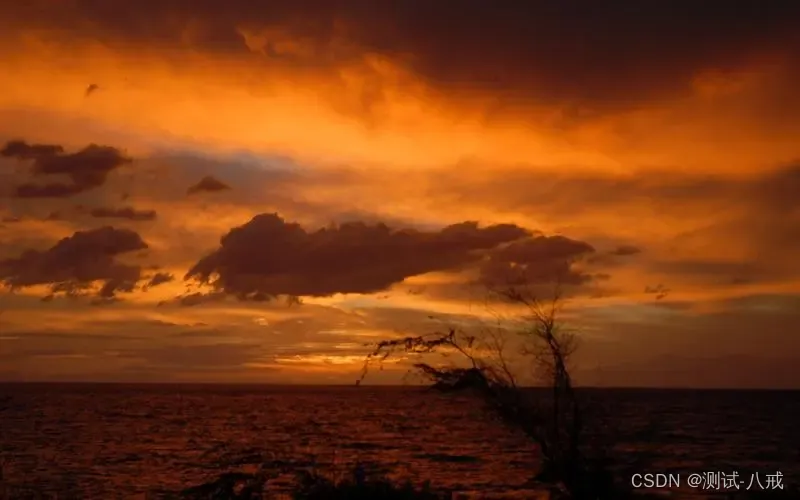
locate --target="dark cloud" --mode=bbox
[89,206,157,221]
[185,213,531,298]
[1,140,132,198]
[0,141,64,158]
[0,226,148,299]
[4,1,800,114]
[146,272,175,288]
[187,175,231,195]
[478,235,596,287]
[97,278,137,298]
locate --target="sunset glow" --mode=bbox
[1,1,799,388]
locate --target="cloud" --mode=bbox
[146,272,174,288]
[187,175,231,195]
[185,213,531,299]
[1,140,132,198]
[89,206,157,221]
[1,141,64,158]
[0,226,148,298]
[3,2,799,115]
[0,4,796,387]
[478,235,596,287]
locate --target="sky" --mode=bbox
[1,1,799,388]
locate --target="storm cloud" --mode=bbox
[3,1,799,114]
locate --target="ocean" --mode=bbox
[0,384,798,499]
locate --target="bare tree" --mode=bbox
[358,281,624,499]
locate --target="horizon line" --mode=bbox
[0,381,798,391]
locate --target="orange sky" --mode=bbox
[1,1,799,387]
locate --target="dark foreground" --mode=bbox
[0,384,798,498]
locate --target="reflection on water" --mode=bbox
[0,384,798,498]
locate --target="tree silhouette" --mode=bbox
[359,280,626,499]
